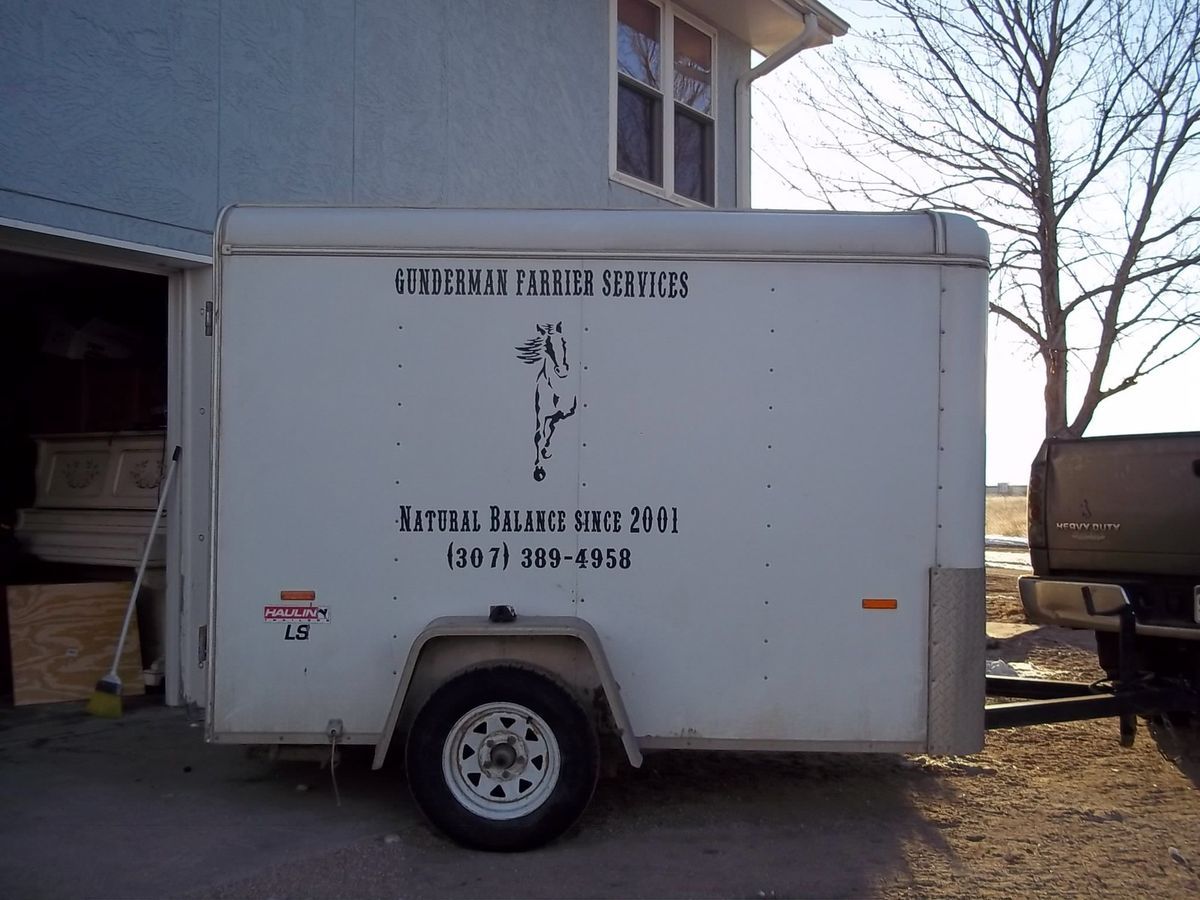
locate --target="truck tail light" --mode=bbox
[1027,448,1047,549]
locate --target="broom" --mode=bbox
[87,445,181,718]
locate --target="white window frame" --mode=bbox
[609,0,718,208]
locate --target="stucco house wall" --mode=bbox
[1,0,841,709]
[1,0,750,256]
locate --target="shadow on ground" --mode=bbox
[0,699,969,899]
[0,700,403,900]
[204,748,967,899]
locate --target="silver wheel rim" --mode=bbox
[441,701,561,821]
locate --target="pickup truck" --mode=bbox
[1020,432,1200,684]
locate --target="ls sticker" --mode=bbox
[265,598,330,642]
[516,322,578,482]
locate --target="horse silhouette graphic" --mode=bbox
[516,322,578,482]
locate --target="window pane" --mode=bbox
[618,0,660,88]
[618,83,662,185]
[674,107,713,204]
[674,18,711,114]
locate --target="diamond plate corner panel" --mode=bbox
[928,566,985,754]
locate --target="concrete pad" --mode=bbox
[0,699,410,899]
[984,548,1031,571]
[986,622,1041,640]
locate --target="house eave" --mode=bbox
[684,0,850,54]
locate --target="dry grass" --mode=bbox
[986,494,1027,537]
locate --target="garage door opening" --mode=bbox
[1,249,171,708]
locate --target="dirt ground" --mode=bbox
[938,567,1200,898]
[4,566,1200,899]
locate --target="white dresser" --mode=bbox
[15,432,168,566]
[12,431,170,681]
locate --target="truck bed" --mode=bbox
[1030,432,1200,577]
[1023,431,1200,641]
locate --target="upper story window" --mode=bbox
[613,0,715,206]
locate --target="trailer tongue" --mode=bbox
[987,583,1200,746]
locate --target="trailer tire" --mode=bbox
[405,666,599,851]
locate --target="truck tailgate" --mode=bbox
[1044,433,1200,576]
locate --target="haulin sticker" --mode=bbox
[264,591,330,624]
[263,604,330,623]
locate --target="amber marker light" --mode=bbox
[862,598,898,610]
[280,590,317,602]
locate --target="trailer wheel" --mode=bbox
[406,666,599,851]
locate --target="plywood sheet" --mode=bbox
[6,582,144,706]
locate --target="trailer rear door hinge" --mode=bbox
[204,300,214,337]
[198,624,208,668]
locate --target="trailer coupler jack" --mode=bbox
[984,587,1200,746]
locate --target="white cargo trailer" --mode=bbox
[208,206,988,849]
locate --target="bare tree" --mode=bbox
[760,0,1200,438]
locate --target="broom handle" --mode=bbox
[109,445,182,678]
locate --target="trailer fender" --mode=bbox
[372,615,642,769]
